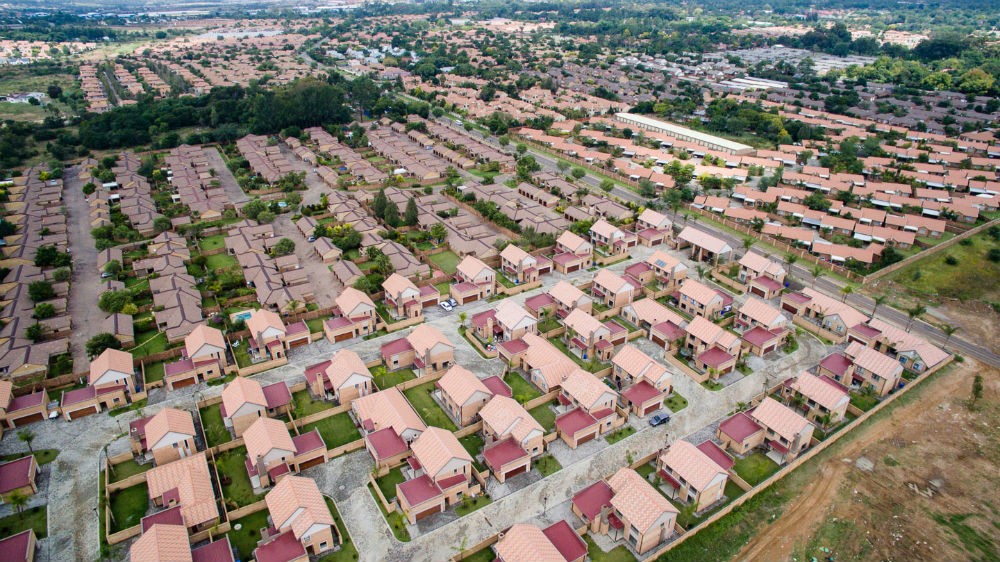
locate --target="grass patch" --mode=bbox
[109,483,149,533]
[131,331,169,358]
[299,412,361,449]
[505,372,543,404]
[930,512,999,561]
[850,391,880,411]
[459,433,486,472]
[109,398,147,417]
[455,494,493,516]
[884,230,1000,304]
[535,454,562,477]
[528,404,557,433]
[374,466,406,502]
[701,379,724,391]
[143,361,165,383]
[199,235,227,252]
[457,548,496,562]
[0,449,59,466]
[215,446,262,508]
[435,281,451,295]
[305,317,326,333]
[368,483,410,542]
[536,316,561,333]
[585,534,637,562]
[605,425,636,444]
[107,458,151,483]
[205,252,238,271]
[371,365,416,390]
[199,405,230,448]
[548,336,609,373]
[732,452,780,486]
[227,509,271,561]
[611,315,638,333]
[403,381,458,431]
[427,250,461,274]
[292,389,333,418]
[664,392,688,412]
[318,496,359,562]
[0,505,47,539]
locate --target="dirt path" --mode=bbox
[734,359,978,562]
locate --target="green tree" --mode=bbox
[906,304,926,332]
[430,223,447,244]
[372,188,388,219]
[82,182,96,195]
[34,245,71,267]
[28,281,55,302]
[405,198,419,226]
[7,491,27,514]
[384,201,401,227]
[599,179,614,192]
[241,199,267,220]
[103,259,123,279]
[17,428,35,454]
[272,238,296,257]
[25,323,45,342]
[969,374,983,410]
[86,333,122,358]
[98,290,132,313]
[33,303,56,319]
[570,167,586,180]
[153,216,173,234]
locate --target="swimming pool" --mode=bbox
[231,310,253,323]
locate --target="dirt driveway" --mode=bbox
[63,165,106,366]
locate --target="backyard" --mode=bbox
[0,506,47,539]
[403,382,458,431]
[733,452,781,486]
[130,332,170,359]
[372,366,416,390]
[199,234,227,252]
[226,509,271,561]
[199,405,230,448]
[205,252,239,271]
[664,392,689,412]
[427,250,461,274]
[505,372,542,403]
[107,458,151,484]
[536,316,561,334]
[584,535,636,562]
[459,433,486,472]
[292,389,333,418]
[299,411,362,449]
[455,494,493,516]
[215,447,262,508]
[548,337,609,373]
[143,361,165,384]
[529,404,557,432]
[109,482,149,533]
[850,391,880,412]
[605,425,636,444]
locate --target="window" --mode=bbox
[319,542,329,550]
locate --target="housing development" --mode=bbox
[0,2,997,562]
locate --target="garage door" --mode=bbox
[782,303,798,314]
[750,286,766,298]
[763,344,776,355]
[504,464,528,479]
[414,505,442,521]
[461,295,478,304]
[334,332,353,342]
[171,376,197,389]
[642,402,659,415]
[298,455,325,471]
[69,407,98,420]
[13,412,44,426]
[422,297,439,307]
[288,337,310,349]
[651,334,666,347]
[566,264,579,273]
[577,431,597,446]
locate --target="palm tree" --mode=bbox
[941,324,958,348]
[785,253,798,283]
[810,265,825,288]
[840,285,853,303]
[742,237,754,256]
[17,429,34,455]
[458,312,467,328]
[8,491,27,514]
[906,304,926,332]
[870,294,887,316]
[696,265,705,280]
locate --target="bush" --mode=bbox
[28,281,55,302]
[944,255,958,266]
[987,248,1000,263]
[98,290,132,313]
[33,303,56,319]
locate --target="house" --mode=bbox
[493,521,587,562]
[675,226,732,263]
[451,255,495,304]
[0,455,38,501]
[325,287,378,342]
[246,309,309,355]
[0,386,50,428]
[589,218,637,256]
[656,440,729,512]
[243,417,328,488]
[436,365,494,426]
[89,348,137,393]
[847,318,949,376]
[131,524,235,562]
[783,372,850,425]
[0,530,38,562]
[480,395,545,483]
[605,467,678,554]
[380,324,454,375]
[562,308,615,362]
[471,300,537,343]
[353,388,426,467]
[591,269,636,309]
[305,349,373,404]
[220,377,293,437]
[163,325,228,390]
[612,345,672,416]
[635,208,673,246]
[313,237,342,264]
[780,288,868,342]
[677,279,729,320]
[645,250,688,292]
[145,452,221,534]
[551,231,593,273]
[735,298,789,356]
[61,384,127,421]
[555,369,619,448]
[684,316,742,377]
[382,273,423,319]
[619,298,686,350]
[739,252,786,299]
[547,280,593,318]
[129,408,197,466]
[501,333,578,393]
[717,397,814,463]
[264,475,338,557]
[500,244,540,284]
[396,427,475,524]
[840,342,904,397]
[103,313,135,347]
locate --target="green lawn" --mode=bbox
[372,366,415,390]
[108,459,151,483]
[232,341,252,368]
[536,317,561,333]
[205,252,238,271]
[548,336,609,373]
[664,391,689,412]
[292,389,333,418]
[733,452,780,486]
[585,535,637,562]
[0,449,58,466]
[368,483,410,542]
[535,454,562,477]
[435,281,451,295]
[529,404,557,432]
[305,317,326,333]
[884,230,1000,304]
[131,332,169,358]
[459,433,486,472]
[455,494,493,516]
[318,496,359,562]
[403,382,458,431]
[611,315,638,333]
[215,447,262,508]
[702,379,724,391]
[605,425,636,444]
[199,405,231,448]
[200,235,227,252]
[143,361,165,383]
[505,372,542,404]
[850,391,880,411]
[300,412,361,449]
[427,250,461,274]
[227,509,271,561]
[0,506,47,539]
[109,483,149,533]
[457,548,497,562]
[375,466,406,503]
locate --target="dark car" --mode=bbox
[649,412,671,427]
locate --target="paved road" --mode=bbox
[63,165,105,367]
[202,146,248,208]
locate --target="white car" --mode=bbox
[439,302,453,312]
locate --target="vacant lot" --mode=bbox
[427,250,461,274]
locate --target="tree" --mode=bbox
[82,182,96,195]
[458,312,467,328]
[25,323,45,342]
[941,324,958,348]
[906,304,926,332]
[28,281,55,302]
[47,84,63,100]
[840,285,853,302]
[153,216,173,234]
[430,223,447,244]
[33,303,56,319]
[571,167,586,180]
[103,259,123,279]
[969,374,983,410]
[515,143,527,155]
[17,429,35,454]
[372,188,388,219]
[871,294,887,316]
[7,491,27,514]
[98,290,132,313]
[384,201,401,227]
[810,265,826,288]
[556,160,570,173]
[241,199,267,220]
[34,245,71,267]
[272,238,295,257]
[86,333,122,358]
[404,198,419,226]
[599,179,614,192]
[256,210,276,224]
[742,237,755,255]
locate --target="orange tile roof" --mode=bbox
[612,345,670,386]
[437,365,491,406]
[352,387,426,437]
[129,524,192,562]
[479,395,543,445]
[679,279,721,307]
[184,324,225,356]
[561,369,617,411]
[221,377,267,417]
[738,298,786,329]
[335,286,375,316]
[659,440,727,492]
[751,397,812,443]
[381,273,418,299]
[324,349,371,390]
[145,453,219,528]
[790,372,849,412]
[563,308,606,339]
[548,280,586,308]
[495,524,566,562]
[265,475,334,541]
[144,408,195,450]
[405,324,453,356]
[607,467,678,532]
[88,348,134,385]
[845,342,904,380]
[245,309,286,338]
[410,426,472,479]
[243,417,295,460]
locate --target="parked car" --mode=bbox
[649,412,671,427]
[307,235,316,242]
[447,298,458,308]
[439,302,453,312]
[100,272,112,279]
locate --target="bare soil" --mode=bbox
[735,359,1000,562]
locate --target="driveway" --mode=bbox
[272,214,341,309]
[63,165,106,367]
[202,146,249,208]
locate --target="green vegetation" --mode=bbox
[884,230,1000,305]
[143,361,165,383]
[199,235,227,252]
[701,379,724,391]
[300,412,362,449]
[605,425,636,444]
[227,509,271,561]
[548,336,610,373]
[375,466,406,502]
[536,317,561,333]
[427,250,461,274]
[403,381,458,431]
[528,404,557,432]
[931,512,999,561]
[459,433,486,472]
[130,332,169,358]
[457,548,497,562]
[305,317,326,333]
[107,459,151,483]
[455,494,493,517]
[317,497,359,562]
[109,483,149,533]
[0,449,58,466]
[535,454,562,477]
[664,392,689,412]
[292,389,333,418]
[204,252,238,271]
[215,447,262,508]
[585,535,637,562]
[732,452,780,486]
[850,391,880,412]
[0,505,47,539]
[109,398,147,417]
[199,405,230,448]
[372,366,416,390]
[506,372,542,404]
[368,483,410,542]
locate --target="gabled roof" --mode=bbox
[88,348,133,385]
[437,365,491,406]
[145,452,219,528]
[382,272,419,298]
[410,426,472,478]
[611,344,670,385]
[265,475,334,540]
[563,308,607,339]
[677,226,731,254]
[495,523,567,562]
[456,255,493,280]
[500,243,533,264]
[479,395,543,445]
[406,324,453,356]
[790,372,849,411]
[352,387,426,437]
[593,269,635,294]
[560,369,617,410]
[685,316,739,350]
[679,279,722,307]
[335,286,375,316]
[556,230,590,253]
[324,349,372,390]
[846,342,904,380]
[244,417,295,460]
[739,251,785,278]
[659,440,727,492]
[129,524,192,562]
[738,298,786,328]
[245,309,286,339]
[548,280,587,308]
[494,300,535,330]
[144,408,195,450]
[184,325,225,356]
[221,377,267,417]
[751,397,812,443]
[799,288,868,328]
[646,250,686,275]
[607,467,678,532]
[623,299,685,328]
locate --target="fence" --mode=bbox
[791,315,846,343]
[225,499,268,521]
[497,279,542,296]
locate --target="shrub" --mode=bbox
[987,248,1000,263]
[944,255,958,266]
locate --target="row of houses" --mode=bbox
[163,145,230,220]
[225,220,315,313]
[236,134,296,185]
